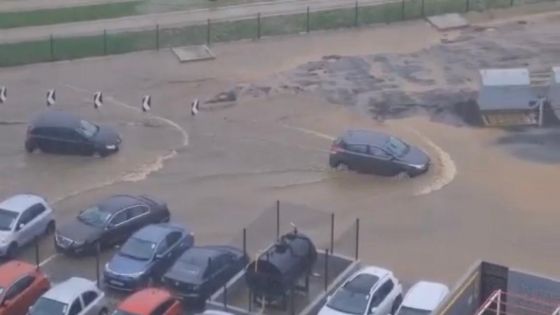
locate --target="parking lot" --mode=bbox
[2,8,560,313]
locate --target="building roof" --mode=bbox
[480,68,530,86]
[478,85,538,111]
[117,288,173,314]
[0,260,37,286]
[42,277,97,304]
[0,194,45,213]
[402,281,450,311]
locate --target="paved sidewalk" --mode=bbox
[0,0,392,43]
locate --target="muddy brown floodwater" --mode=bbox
[1,4,560,298]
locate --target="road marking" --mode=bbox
[280,124,336,141]
[39,253,59,267]
[407,128,457,196]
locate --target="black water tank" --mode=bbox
[245,231,317,298]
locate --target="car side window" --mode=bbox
[109,210,128,226]
[129,205,148,218]
[29,203,47,218]
[5,275,35,300]
[156,239,170,255]
[369,146,390,159]
[68,298,83,315]
[17,208,34,227]
[151,299,176,315]
[347,144,368,154]
[165,231,181,247]
[370,279,394,309]
[81,291,98,307]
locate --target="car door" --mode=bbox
[0,274,35,315]
[127,205,151,233]
[368,279,395,315]
[27,203,48,241]
[153,235,175,278]
[368,146,396,175]
[103,210,130,245]
[65,130,92,155]
[207,255,229,294]
[14,208,36,245]
[67,297,83,315]
[81,290,101,315]
[345,144,370,171]
[151,299,181,315]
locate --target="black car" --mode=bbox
[329,130,430,177]
[104,223,194,291]
[162,246,248,302]
[25,110,121,157]
[54,194,170,255]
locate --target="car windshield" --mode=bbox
[397,306,432,315]
[77,119,98,138]
[175,254,206,278]
[29,297,68,315]
[0,209,18,231]
[111,310,139,315]
[383,136,409,157]
[119,237,156,260]
[327,274,378,315]
[78,206,111,228]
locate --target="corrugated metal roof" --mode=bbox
[478,85,537,111]
[480,68,531,86]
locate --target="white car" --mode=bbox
[28,277,108,315]
[397,281,449,315]
[319,266,403,315]
[0,194,55,257]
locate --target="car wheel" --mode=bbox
[391,295,403,315]
[336,162,349,171]
[44,221,56,235]
[97,149,110,158]
[98,308,108,315]
[25,141,36,153]
[6,243,17,258]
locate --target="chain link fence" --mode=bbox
[0,0,557,67]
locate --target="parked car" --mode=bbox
[28,277,108,315]
[162,246,248,302]
[329,130,430,177]
[0,194,55,258]
[397,281,449,315]
[111,288,183,315]
[319,266,403,315]
[104,223,194,291]
[201,311,235,315]
[25,110,121,157]
[55,194,170,255]
[0,260,50,315]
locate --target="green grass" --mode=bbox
[0,1,141,29]
[424,0,468,15]
[359,2,404,25]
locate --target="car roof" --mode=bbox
[340,129,389,146]
[97,195,142,213]
[360,266,393,279]
[30,110,82,129]
[0,260,38,286]
[133,224,185,242]
[118,288,173,314]
[402,281,450,311]
[0,194,45,213]
[41,277,97,304]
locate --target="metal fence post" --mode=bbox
[257,13,261,39]
[465,0,470,12]
[103,30,107,55]
[354,218,360,260]
[276,200,280,240]
[34,236,40,268]
[401,0,405,20]
[49,35,54,61]
[223,284,228,309]
[95,242,101,288]
[330,213,334,254]
[243,228,247,256]
[324,249,329,291]
[155,24,160,50]
[306,6,310,33]
[248,289,253,311]
[421,0,425,17]
[354,0,359,27]
[206,19,211,45]
[510,0,514,6]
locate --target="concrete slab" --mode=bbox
[172,45,215,63]
[426,13,469,31]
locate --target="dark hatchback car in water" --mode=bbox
[104,223,194,291]
[25,110,121,157]
[329,130,430,177]
[54,194,170,255]
[162,246,248,302]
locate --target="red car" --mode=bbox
[0,260,50,315]
[112,288,183,315]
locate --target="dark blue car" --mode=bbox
[103,223,194,291]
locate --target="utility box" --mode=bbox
[477,68,540,126]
